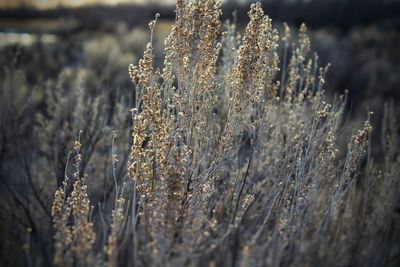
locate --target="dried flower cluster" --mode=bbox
[52,133,95,267]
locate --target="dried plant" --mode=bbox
[0,1,398,267]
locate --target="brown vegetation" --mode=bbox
[0,1,399,266]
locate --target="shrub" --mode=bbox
[0,1,398,266]
[49,1,400,266]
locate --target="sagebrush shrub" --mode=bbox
[47,1,400,266]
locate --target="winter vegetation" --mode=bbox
[0,1,399,266]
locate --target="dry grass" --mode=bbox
[0,1,398,266]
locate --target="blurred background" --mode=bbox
[0,1,399,266]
